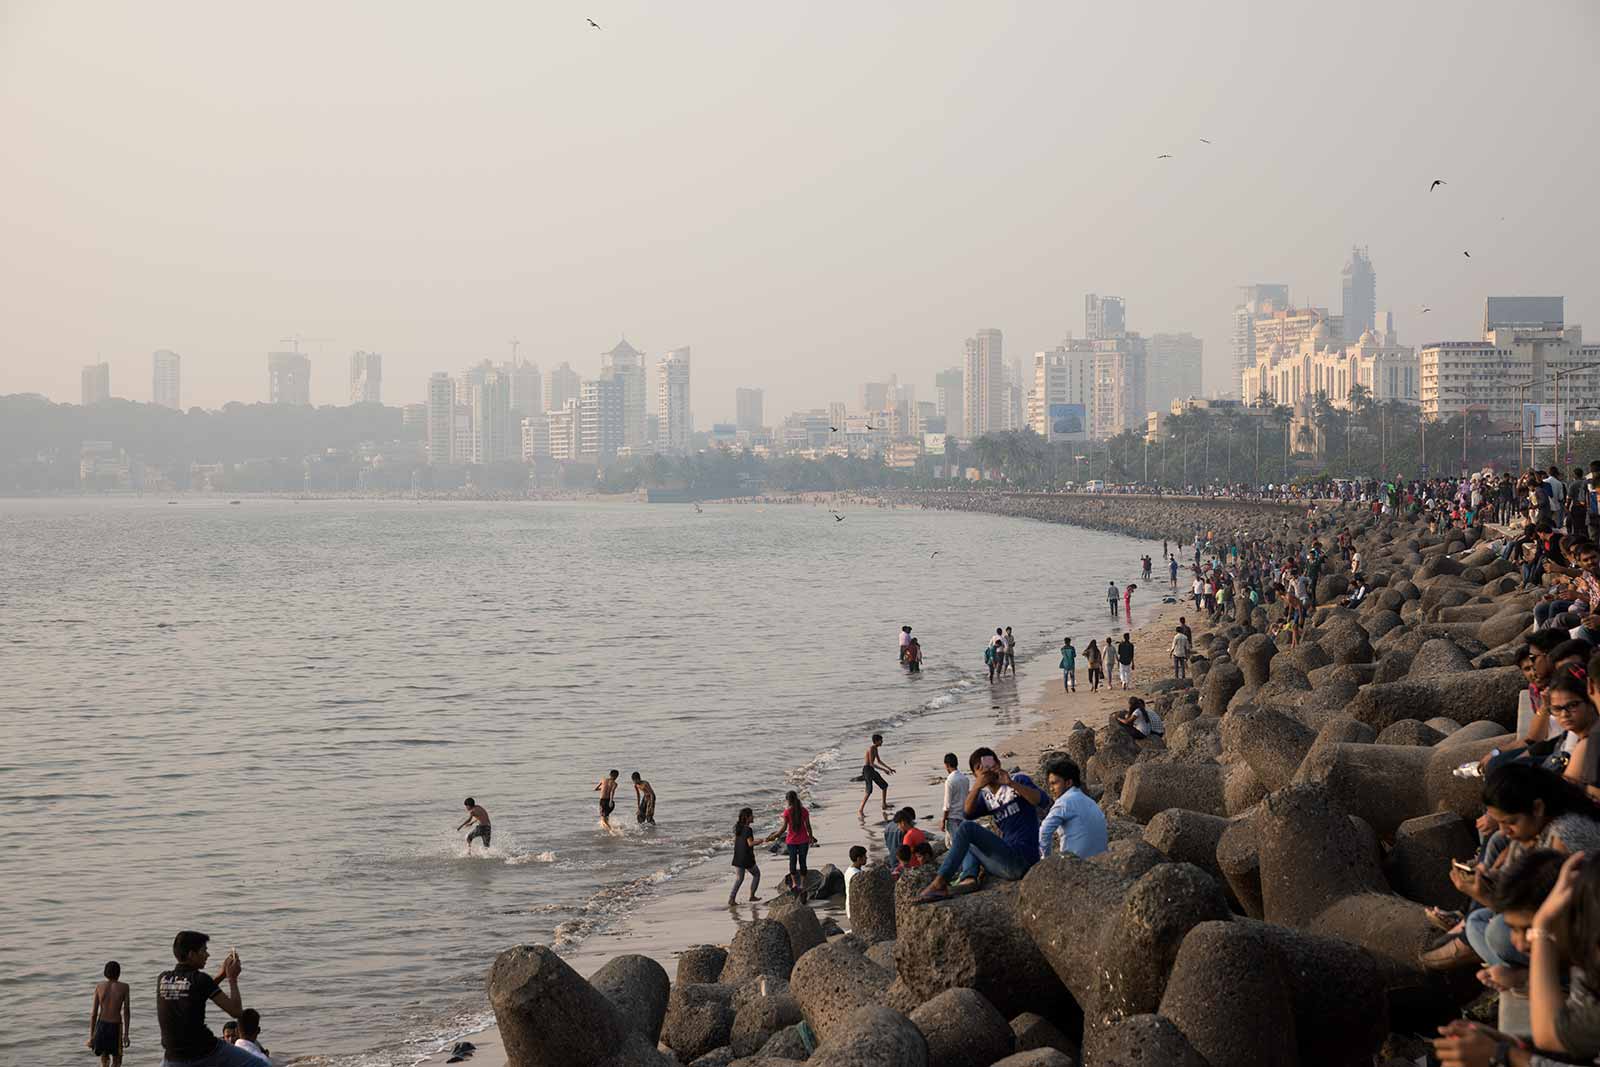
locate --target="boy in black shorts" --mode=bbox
[856,733,896,817]
[456,798,491,851]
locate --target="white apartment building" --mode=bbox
[1145,333,1203,413]
[657,347,692,455]
[1242,314,1418,411]
[1027,342,1096,438]
[152,350,181,409]
[962,328,1004,439]
[1421,297,1600,435]
[1090,336,1147,439]
[1231,284,1290,398]
[520,414,549,460]
[580,377,625,462]
[547,400,580,461]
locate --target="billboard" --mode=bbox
[1523,403,1559,446]
[923,432,946,456]
[1047,403,1088,442]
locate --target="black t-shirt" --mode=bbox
[1117,641,1135,665]
[732,825,756,869]
[157,965,221,1060]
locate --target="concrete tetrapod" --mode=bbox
[806,1005,928,1067]
[787,941,892,1043]
[663,984,739,1064]
[487,944,667,1067]
[845,862,896,943]
[590,954,673,1047]
[908,987,1014,1067]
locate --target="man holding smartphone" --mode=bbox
[913,746,1045,904]
[156,931,260,1066]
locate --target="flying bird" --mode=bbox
[1430,179,1446,192]
[831,512,846,523]
[1463,251,1471,258]
[1156,154,1174,159]
[1421,307,1432,314]
[929,550,940,558]
[865,424,876,430]
[1199,138,1211,144]
[830,426,839,432]
[587,18,600,28]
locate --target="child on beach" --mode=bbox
[765,791,817,900]
[456,798,491,852]
[631,772,656,825]
[87,961,129,1067]
[729,807,761,904]
[857,734,896,817]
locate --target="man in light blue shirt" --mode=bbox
[1038,758,1108,860]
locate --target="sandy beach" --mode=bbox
[417,580,1187,1067]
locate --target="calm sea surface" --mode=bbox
[0,498,1154,1066]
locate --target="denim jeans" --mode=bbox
[883,826,902,858]
[1464,907,1528,969]
[1536,599,1575,628]
[730,864,760,900]
[787,843,809,880]
[938,820,1035,884]
[163,1039,274,1067]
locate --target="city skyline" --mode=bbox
[3,3,1595,421]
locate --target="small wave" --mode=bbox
[504,850,558,865]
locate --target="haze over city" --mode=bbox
[4,1,1597,420]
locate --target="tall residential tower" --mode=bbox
[152,350,181,409]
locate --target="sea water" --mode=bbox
[0,497,1159,1066]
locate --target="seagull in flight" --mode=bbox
[865,424,876,430]
[1430,179,1446,192]
[1463,251,1471,258]
[929,550,940,558]
[1199,138,1211,144]
[1421,307,1432,314]
[587,18,601,28]
[1156,154,1173,159]
[830,512,846,523]
[830,426,839,432]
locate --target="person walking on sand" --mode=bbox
[456,798,491,851]
[857,733,896,816]
[1169,555,1179,590]
[1002,626,1016,674]
[729,807,761,904]
[1059,638,1076,692]
[1163,538,1169,559]
[765,791,817,899]
[593,770,620,830]
[87,961,130,1067]
[1084,638,1104,692]
[1116,632,1135,689]
[1123,582,1137,620]
[1169,626,1191,679]
[631,772,656,825]
[1106,581,1120,617]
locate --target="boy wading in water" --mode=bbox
[88,961,130,1067]
[631,772,656,825]
[857,732,896,817]
[456,798,491,851]
[594,769,620,830]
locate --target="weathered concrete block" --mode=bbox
[1119,762,1228,821]
[591,954,673,1046]
[909,987,1014,1067]
[722,919,797,984]
[663,984,739,1064]
[846,862,896,944]
[787,942,891,1044]
[489,944,660,1067]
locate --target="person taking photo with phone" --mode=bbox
[914,747,1044,904]
[156,930,262,1066]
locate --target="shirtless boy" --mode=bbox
[456,798,491,851]
[631,772,656,825]
[594,769,621,829]
[856,733,897,817]
[87,961,130,1067]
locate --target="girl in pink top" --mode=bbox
[765,791,816,899]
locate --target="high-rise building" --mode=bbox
[547,362,581,412]
[349,350,382,404]
[1085,294,1127,340]
[1090,336,1148,438]
[426,373,455,465]
[81,362,110,406]
[1422,297,1597,437]
[402,403,426,429]
[1027,342,1096,438]
[1341,247,1377,342]
[934,367,963,440]
[891,383,919,437]
[657,347,693,455]
[152,350,181,409]
[1232,284,1290,400]
[520,414,550,460]
[1243,316,1416,417]
[962,329,1004,439]
[268,352,312,405]
[453,404,474,463]
[472,367,514,464]
[509,361,543,420]
[735,387,764,433]
[580,378,625,462]
[602,339,648,450]
[547,399,581,461]
[1145,333,1204,412]
[827,401,847,435]
[859,381,891,413]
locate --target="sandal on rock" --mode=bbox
[1420,934,1478,971]
[913,887,952,905]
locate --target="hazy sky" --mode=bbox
[3,1,1598,421]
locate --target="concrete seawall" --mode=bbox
[892,490,1315,543]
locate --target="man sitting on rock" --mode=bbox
[1343,574,1369,609]
[912,747,1044,904]
[1037,758,1107,861]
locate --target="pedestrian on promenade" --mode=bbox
[1116,632,1135,689]
[1059,638,1076,692]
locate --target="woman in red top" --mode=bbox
[765,791,816,898]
